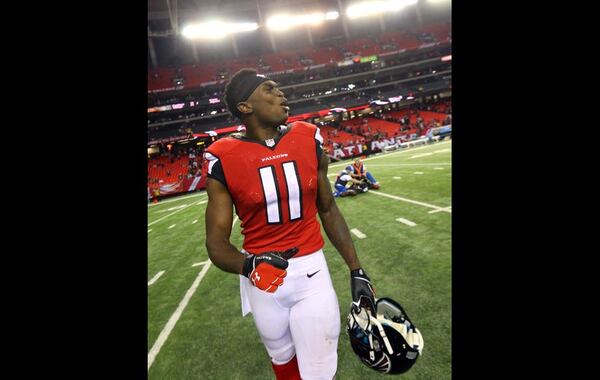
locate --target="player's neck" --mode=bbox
[244,124,280,142]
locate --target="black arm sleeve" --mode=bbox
[316,141,323,163]
[207,159,227,188]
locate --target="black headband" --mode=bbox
[233,74,271,106]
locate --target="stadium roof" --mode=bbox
[148,0,338,26]
[147,0,450,67]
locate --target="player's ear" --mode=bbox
[237,101,253,115]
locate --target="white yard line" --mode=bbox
[367,190,452,213]
[429,206,452,214]
[147,216,238,370]
[396,218,417,227]
[148,191,206,208]
[328,180,451,213]
[408,152,433,159]
[147,271,165,286]
[350,228,367,239]
[147,263,210,370]
[148,203,196,226]
[192,260,210,267]
[166,204,188,211]
[155,204,189,213]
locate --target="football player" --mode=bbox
[204,69,376,380]
[333,169,365,197]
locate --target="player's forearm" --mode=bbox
[318,205,361,271]
[205,239,245,275]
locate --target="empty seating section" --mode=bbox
[148,155,196,188]
[320,124,364,146]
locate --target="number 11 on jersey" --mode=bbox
[258,161,303,224]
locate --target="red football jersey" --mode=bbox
[205,121,325,257]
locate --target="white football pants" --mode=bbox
[240,249,340,380]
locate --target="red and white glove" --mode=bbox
[242,248,299,293]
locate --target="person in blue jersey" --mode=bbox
[333,169,366,197]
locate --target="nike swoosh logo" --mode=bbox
[307,270,320,278]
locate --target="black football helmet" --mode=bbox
[346,297,424,374]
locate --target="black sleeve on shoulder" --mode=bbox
[312,125,324,164]
[207,159,228,189]
[316,141,323,163]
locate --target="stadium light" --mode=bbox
[267,13,323,30]
[182,21,258,39]
[371,100,389,105]
[266,10,339,31]
[331,107,348,112]
[325,11,340,20]
[346,0,418,19]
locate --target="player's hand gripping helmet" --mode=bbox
[346,297,424,374]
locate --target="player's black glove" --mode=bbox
[269,247,300,260]
[242,248,299,293]
[351,268,376,316]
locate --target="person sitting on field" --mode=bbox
[345,158,380,189]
